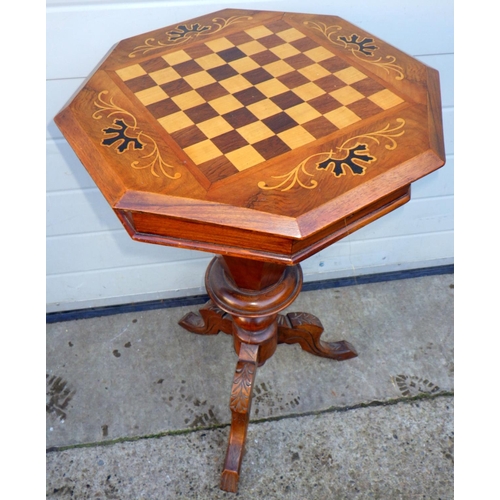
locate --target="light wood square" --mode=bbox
[171,90,205,110]
[205,37,234,52]
[184,139,223,164]
[226,145,265,171]
[116,64,146,81]
[277,28,306,42]
[158,111,194,133]
[263,60,294,77]
[270,43,300,59]
[330,86,365,105]
[255,79,289,98]
[237,121,274,144]
[278,126,316,149]
[135,86,169,106]
[324,106,361,128]
[298,63,331,81]
[149,67,181,85]
[292,82,325,101]
[238,40,267,56]
[304,46,335,62]
[196,116,233,139]
[334,66,367,84]
[284,102,321,124]
[229,57,260,73]
[209,94,244,114]
[195,53,226,70]
[183,71,216,89]
[368,89,405,110]
[245,26,274,39]
[162,50,191,66]
[247,99,283,119]
[220,75,253,94]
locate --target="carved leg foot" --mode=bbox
[178,300,232,335]
[277,312,358,361]
[220,343,259,493]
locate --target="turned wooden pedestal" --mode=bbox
[55,7,445,494]
[179,255,357,491]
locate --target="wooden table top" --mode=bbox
[55,9,445,264]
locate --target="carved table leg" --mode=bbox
[220,343,259,492]
[277,312,358,361]
[178,300,232,336]
[177,255,358,492]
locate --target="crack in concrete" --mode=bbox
[46,391,454,454]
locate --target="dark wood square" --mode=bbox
[262,112,298,133]
[211,130,248,154]
[222,108,259,128]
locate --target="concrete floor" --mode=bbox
[46,273,454,499]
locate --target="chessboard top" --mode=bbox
[55,9,445,264]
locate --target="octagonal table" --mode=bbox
[55,8,445,492]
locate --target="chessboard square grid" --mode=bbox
[225,145,265,171]
[162,50,191,66]
[157,110,194,133]
[263,60,295,78]
[292,82,326,101]
[135,86,169,106]
[330,86,365,106]
[255,79,290,98]
[334,66,368,85]
[147,98,181,119]
[304,46,336,62]
[246,99,283,120]
[196,116,234,139]
[218,46,247,63]
[236,121,275,144]
[298,64,332,81]
[368,89,405,110]
[219,74,253,94]
[184,139,223,164]
[278,126,316,149]
[277,27,306,43]
[222,107,259,128]
[209,94,244,114]
[284,102,322,124]
[244,25,274,39]
[170,124,207,149]
[271,91,304,110]
[233,87,267,106]
[196,82,229,101]
[262,112,298,134]
[229,57,261,74]
[183,102,220,123]
[195,53,227,70]
[149,67,182,85]
[182,70,216,89]
[242,67,274,85]
[259,34,288,49]
[117,21,406,183]
[324,106,362,128]
[205,37,235,52]
[252,135,291,160]
[270,43,301,59]
[116,64,146,81]
[173,59,204,77]
[211,130,248,154]
[302,116,339,138]
[171,90,205,109]
[238,40,267,56]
